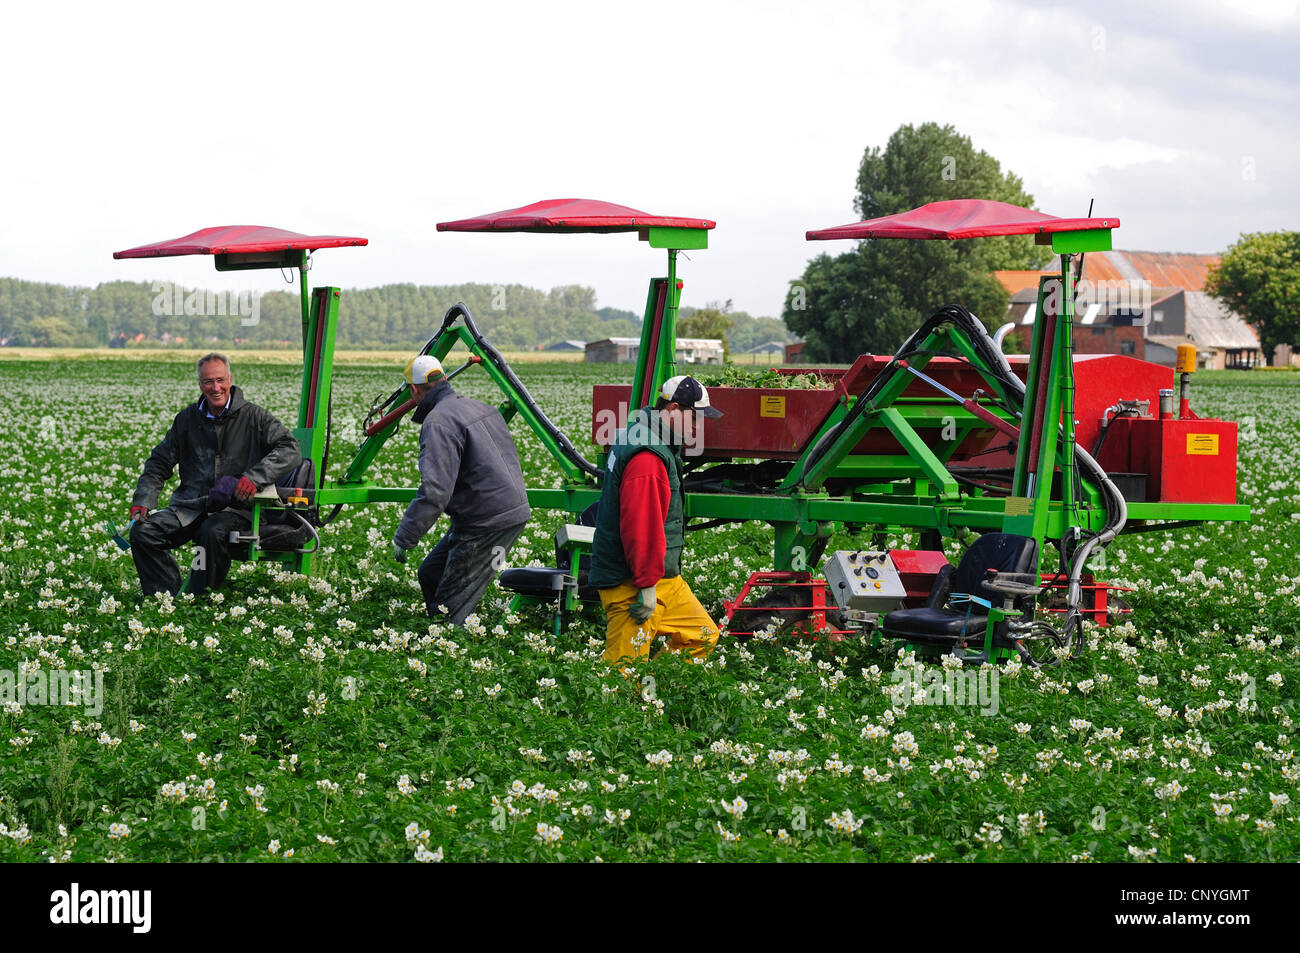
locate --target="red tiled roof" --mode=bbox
[993,270,1047,295]
[995,252,1221,293]
[1123,252,1219,290]
[1072,252,1220,290]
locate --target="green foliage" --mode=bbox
[1205,231,1300,364]
[784,123,1051,361]
[678,302,793,357]
[25,316,80,348]
[678,300,736,361]
[726,315,792,354]
[697,366,834,390]
[0,278,793,355]
[0,278,644,351]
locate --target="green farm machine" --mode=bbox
[115,197,1247,664]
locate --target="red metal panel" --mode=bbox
[437,198,714,233]
[1126,418,1238,504]
[594,355,1177,465]
[1070,354,1172,454]
[114,226,367,259]
[592,384,838,458]
[807,199,1118,241]
[889,550,950,606]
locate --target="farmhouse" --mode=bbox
[675,337,724,364]
[586,336,724,365]
[585,337,639,363]
[995,251,1266,368]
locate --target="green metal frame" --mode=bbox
[324,222,1246,589]
[212,212,1244,614]
[239,252,339,574]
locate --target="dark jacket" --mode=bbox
[394,382,530,547]
[589,407,684,589]
[132,385,302,526]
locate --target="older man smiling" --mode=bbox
[128,353,301,597]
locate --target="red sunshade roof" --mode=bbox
[807,199,1117,241]
[114,226,368,259]
[437,198,714,233]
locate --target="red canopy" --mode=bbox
[807,200,1117,241]
[114,226,368,259]
[437,198,714,234]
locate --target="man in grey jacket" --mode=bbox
[392,355,531,624]
[129,353,302,597]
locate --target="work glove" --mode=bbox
[130,505,149,522]
[629,585,658,623]
[393,542,409,564]
[208,475,239,511]
[233,476,259,503]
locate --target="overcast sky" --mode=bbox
[2,0,1295,319]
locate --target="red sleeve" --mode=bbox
[620,451,670,589]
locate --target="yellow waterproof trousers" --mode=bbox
[599,576,720,664]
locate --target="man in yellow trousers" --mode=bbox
[589,375,722,663]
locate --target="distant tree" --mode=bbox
[783,122,1050,361]
[1205,231,1300,365]
[596,306,639,324]
[678,300,736,360]
[26,316,81,347]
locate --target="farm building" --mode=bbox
[585,338,640,363]
[675,337,724,364]
[995,251,1265,369]
[1147,290,1263,370]
[545,339,586,351]
[586,336,724,364]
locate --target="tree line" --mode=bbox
[0,278,790,353]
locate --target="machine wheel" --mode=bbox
[1014,621,1068,668]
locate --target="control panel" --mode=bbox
[823,550,909,612]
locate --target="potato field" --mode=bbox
[0,357,1296,862]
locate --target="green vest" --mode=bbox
[588,408,684,589]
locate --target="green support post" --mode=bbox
[627,228,707,419]
[286,284,341,574]
[1006,272,1066,545]
[662,249,679,386]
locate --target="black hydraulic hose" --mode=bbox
[1091,410,1114,459]
[426,303,602,479]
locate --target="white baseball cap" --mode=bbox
[660,374,723,418]
[404,354,445,386]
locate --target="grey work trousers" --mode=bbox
[129,507,251,597]
[418,523,527,624]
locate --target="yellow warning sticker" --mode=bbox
[760,395,786,418]
[1004,496,1033,516]
[1186,433,1219,455]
